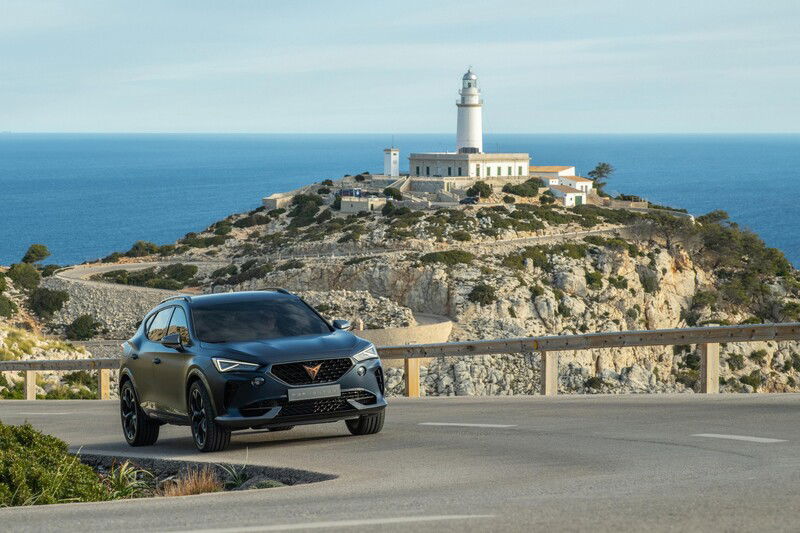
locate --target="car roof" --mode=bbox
[154,290,296,311]
[187,290,296,306]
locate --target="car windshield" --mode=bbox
[192,299,332,343]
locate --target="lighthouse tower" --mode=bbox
[456,68,483,153]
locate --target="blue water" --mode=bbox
[1,133,798,265]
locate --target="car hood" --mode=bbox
[200,330,365,364]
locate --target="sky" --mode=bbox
[1,0,799,134]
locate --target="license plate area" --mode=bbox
[287,384,341,402]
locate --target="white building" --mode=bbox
[383,148,399,177]
[528,166,576,179]
[408,69,529,188]
[558,175,593,194]
[340,196,387,214]
[549,184,587,207]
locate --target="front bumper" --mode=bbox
[209,358,386,430]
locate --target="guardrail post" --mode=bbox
[699,343,720,394]
[404,358,420,398]
[97,369,110,400]
[540,351,558,396]
[24,370,36,400]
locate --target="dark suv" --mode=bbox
[119,290,386,452]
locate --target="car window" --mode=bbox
[167,307,190,344]
[147,307,174,342]
[192,298,332,343]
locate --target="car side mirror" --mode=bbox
[332,319,353,331]
[161,333,184,350]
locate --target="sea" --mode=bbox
[1,133,798,266]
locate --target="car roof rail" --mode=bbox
[159,295,192,304]
[259,287,292,295]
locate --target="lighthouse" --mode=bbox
[456,68,483,153]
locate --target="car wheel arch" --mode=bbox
[185,369,218,415]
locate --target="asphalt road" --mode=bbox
[1,394,799,532]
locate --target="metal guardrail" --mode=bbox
[3,322,798,400]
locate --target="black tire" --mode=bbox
[268,425,294,432]
[345,410,385,435]
[189,381,231,452]
[120,380,159,446]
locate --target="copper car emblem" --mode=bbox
[303,363,322,380]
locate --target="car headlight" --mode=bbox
[352,344,379,362]
[212,358,261,373]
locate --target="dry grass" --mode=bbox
[158,467,223,497]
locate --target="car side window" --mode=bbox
[167,307,190,345]
[147,307,174,342]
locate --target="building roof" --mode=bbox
[549,184,584,194]
[410,152,529,161]
[561,175,593,182]
[529,165,574,172]
[463,69,477,81]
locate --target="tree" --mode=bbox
[539,192,555,205]
[0,295,16,318]
[126,241,159,257]
[22,244,50,264]
[588,162,615,195]
[466,181,492,198]
[65,314,103,340]
[7,263,41,291]
[383,187,403,201]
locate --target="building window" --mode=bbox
[518,166,522,176]
[458,167,462,176]
[476,164,480,176]
[415,166,420,176]
[426,166,430,176]
[448,167,452,176]
[507,166,512,176]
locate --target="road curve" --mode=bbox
[1,394,799,532]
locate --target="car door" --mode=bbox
[136,306,174,412]
[151,306,193,417]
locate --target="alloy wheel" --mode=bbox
[190,387,207,448]
[121,386,138,440]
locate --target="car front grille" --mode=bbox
[277,389,376,418]
[271,358,353,385]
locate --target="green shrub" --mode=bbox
[468,283,497,305]
[28,288,69,319]
[277,260,304,271]
[420,250,475,266]
[739,370,761,390]
[317,187,331,195]
[502,195,516,204]
[585,271,603,290]
[539,194,555,205]
[221,264,273,285]
[530,284,544,298]
[7,263,41,291]
[0,273,6,292]
[213,223,232,235]
[501,178,545,197]
[639,270,659,293]
[22,244,50,264]
[0,421,109,506]
[39,265,60,278]
[211,264,237,278]
[451,230,471,242]
[609,275,628,289]
[749,349,767,365]
[466,181,492,198]
[125,241,159,257]
[675,369,699,388]
[321,179,334,186]
[727,353,744,371]
[0,295,16,318]
[158,263,198,283]
[316,209,333,223]
[65,315,103,340]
